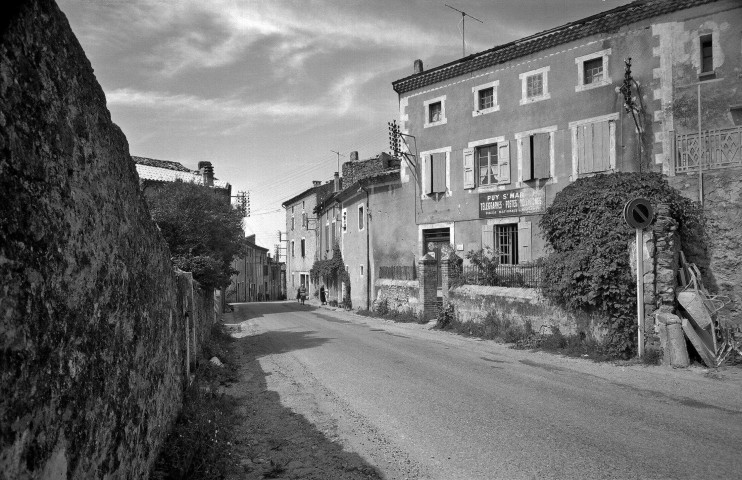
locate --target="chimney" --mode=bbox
[312,180,321,187]
[333,172,339,192]
[199,161,214,187]
[350,151,359,162]
[414,59,424,74]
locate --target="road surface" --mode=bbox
[228,301,742,480]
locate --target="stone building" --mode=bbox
[133,156,232,202]
[389,0,741,321]
[229,234,270,302]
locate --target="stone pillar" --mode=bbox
[441,251,461,306]
[418,254,437,321]
[653,203,680,314]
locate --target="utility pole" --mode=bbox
[330,150,345,175]
[445,4,483,57]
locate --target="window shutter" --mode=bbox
[534,132,550,178]
[463,148,475,189]
[593,120,610,172]
[522,137,532,181]
[423,153,433,194]
[517,222,532,263]
[432,153,447,193]
[498,141,511,184]
[481,224,494,253]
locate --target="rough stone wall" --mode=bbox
[0,1,209,477]
[667,167,742,326]
[373,279,419,313]
[448,286,606,340]
[341,153,399,188]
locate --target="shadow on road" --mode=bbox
[223,326,382,479]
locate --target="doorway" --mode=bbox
[422,227,451,288]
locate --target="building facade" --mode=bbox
[229,235,270,302]
[391,0,740,281]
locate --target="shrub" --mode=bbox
[539,172,704,359]
[375,299,390,316]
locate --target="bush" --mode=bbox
[539,172,704,359]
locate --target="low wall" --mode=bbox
[449,285,606,340]
[374,278,420,313]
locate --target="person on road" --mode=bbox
[296,287,301,303]
[298,285,306,305]
[320,285,326,305]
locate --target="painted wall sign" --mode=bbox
[479,187,546,218]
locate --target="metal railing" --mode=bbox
[378,265,417,280]
[673,126,742,174]
[453,264,543,288]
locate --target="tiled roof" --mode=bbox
[135,164,229,189]
[132,155,192,172]
[392,0,720,94]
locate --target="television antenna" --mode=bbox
[445,4,483,57]
[330,150,345,174]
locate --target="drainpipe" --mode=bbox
[360,184,371,310]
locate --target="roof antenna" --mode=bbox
[445,4,483,57]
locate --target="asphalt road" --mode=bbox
[228,301,742,480]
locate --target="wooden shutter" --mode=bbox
[463,148,475,189]
[482,224,494,253]
[522,137,533,181]
[432,153,447,193]
[498,141,511,184]
[423,153,433,194]
[593,120,610,172]
[518,221,532,263]
[534,132,550,179]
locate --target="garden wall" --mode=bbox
[0,1,214,477]
[448,285,606,340]
[374,279,420,313]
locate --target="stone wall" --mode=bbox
[447,285,606,340]
[0,1,212,477]
[667,167,742,326]
[373,279,419,313]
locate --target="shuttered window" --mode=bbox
[522,133,550,181]
[476,145,498,186]
[497,141,511,185]
[463,148,475,189]
[576,120,613,174]
[424,152,447,195]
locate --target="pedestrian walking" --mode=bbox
[298,285,306,305]
[320,285,326,305]
[296,287,301,303]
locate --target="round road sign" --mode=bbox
[624,198,654,229]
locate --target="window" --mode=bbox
[700,34,713,74]
[291,215,294,231]
[360,265,364,277]
[429,102,441,123]
[325,223,330,252]
[331,220,336,248]
[575,49,611,91]
[422,151,448,195]
[300,238,305,257]
[521,133,551,181]
[496,224,518,265]
[519,66,550,105]
[569,114,618,177]
[358,205,365,230]
[342,209,347,232]
[476,145,498,186]
[472,81,499,116]
[291,240,295,257]
[583,58,603,84]
[301,212,307,229]
[463,139,510,189]
[527,74,543,98]
[424,95,447,127]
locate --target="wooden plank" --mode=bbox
[584,123,594,174]
[677,291,713,329]
[534,133,550,178]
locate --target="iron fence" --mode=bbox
[378,265,417,281]
[453,264,543,288]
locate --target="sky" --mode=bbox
[58,0,632,254]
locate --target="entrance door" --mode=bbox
[423,227,451,288]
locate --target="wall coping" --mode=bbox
[450,284,539,301]
[375,278,419,288]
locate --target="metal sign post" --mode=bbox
[624,198,654,358]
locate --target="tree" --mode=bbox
[147,180,245,289]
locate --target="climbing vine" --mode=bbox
[310,243,351,307]
[539,172,704,358]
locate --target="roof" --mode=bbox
[281,177,342,208]
[335,169,401,203]
[135,164,229,189]
[132,156,192,172]
[392,0,720,94]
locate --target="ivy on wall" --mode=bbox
[539,172,704,358]
[310,243,351,307]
